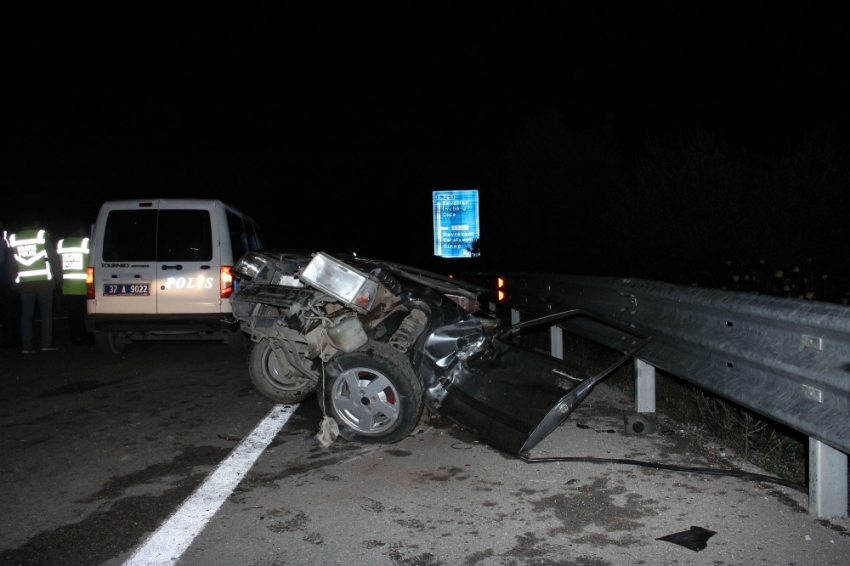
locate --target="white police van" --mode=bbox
[85,199,264,354]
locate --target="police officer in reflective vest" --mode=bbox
[6,222,63,353]
[57,229,92,345]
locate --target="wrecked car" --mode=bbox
[231,251,649,454]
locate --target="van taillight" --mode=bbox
[86,267,95,299]
[221,266,234,299]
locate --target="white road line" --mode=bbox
[123,403,298,566]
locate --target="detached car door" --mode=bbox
[155,203,220,314]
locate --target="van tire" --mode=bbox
[228,329,249,354]
[94,331,126,355]
[248,339,317,402]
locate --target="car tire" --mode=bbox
[319,340,424,444]
[248,338,317,403]
[94,331,126,355]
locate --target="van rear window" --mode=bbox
[101,209,213,262]
[157,210,213,262]
[103,210,158,261]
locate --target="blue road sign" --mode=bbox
[433,190,480,258]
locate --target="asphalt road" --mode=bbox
[1,320,848,566]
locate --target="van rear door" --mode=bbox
[95,201,159,314]
[155,201,221,314]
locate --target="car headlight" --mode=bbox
[234,252,271,281]
[299,252,379,313]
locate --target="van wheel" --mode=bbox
[94,331,126,355]
[318,340,423,444]
[248,339,317,402]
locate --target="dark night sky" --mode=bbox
[4,4,849,269]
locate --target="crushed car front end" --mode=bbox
[231,251,649,454]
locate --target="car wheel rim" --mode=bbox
[263,347,310,391]
[331,366,400,435]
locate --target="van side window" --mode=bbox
[157,210,213,262]
[226,210,247,262]
[246,221,262,250]
[103,210,158,261]
[254,223,266,249]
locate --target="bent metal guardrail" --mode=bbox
[473,273,850,458]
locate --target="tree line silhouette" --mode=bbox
[475,112,849,304]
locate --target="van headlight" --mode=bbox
[299,252,379,313]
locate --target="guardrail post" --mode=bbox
[510,308,521,342]
[635,359,656,413]
[549,326,563,360]
[809,438,848,518]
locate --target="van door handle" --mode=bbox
[161,264,183,270]
[200,265,211,270]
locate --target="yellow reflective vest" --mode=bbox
[57,237,90,295]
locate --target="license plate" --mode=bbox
[103,283,150,296]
